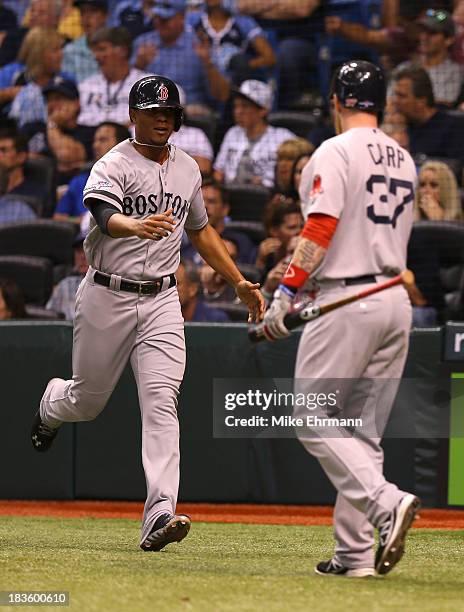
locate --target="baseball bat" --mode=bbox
[249,270,415,344]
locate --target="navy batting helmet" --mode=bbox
[332,60,386,112]
[129,75,184,131]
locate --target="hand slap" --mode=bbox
[235,280,266,323]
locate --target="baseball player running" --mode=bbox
[31,75,265,552]
[262,61,420,577]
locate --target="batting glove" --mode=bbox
[262,287,293,341]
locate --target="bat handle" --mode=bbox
[248,303,320,343]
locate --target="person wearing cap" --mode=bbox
[392,9,463,107]
[78,26,150,126]
[109,0,155,40]
[21,75,96,185]
[46,232,90,320]
[214,80,296,188]
[132,0,231,111]
[62,0,109,83]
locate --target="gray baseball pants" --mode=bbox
[294,279,412,569]
[40,268,186,544]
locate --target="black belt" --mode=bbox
[94,271,176,295]
[344,275,377,286]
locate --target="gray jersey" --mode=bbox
[83,140,208,279]
[299,127,416,280]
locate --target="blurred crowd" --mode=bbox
[0,0,464,326]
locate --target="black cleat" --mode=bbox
[141,513,191,552]
[315,558,375,578]
[31,411,59,452]
[375,494,420,575]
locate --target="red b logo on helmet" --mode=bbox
[158,84,169,101]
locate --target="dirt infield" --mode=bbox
[0,501,463,529]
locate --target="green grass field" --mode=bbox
[0,517,463,612]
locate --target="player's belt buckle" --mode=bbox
[138,281,160,296]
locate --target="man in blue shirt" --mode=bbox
[132,0,230,110]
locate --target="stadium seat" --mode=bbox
[268,112,319,139]
[409,221,464,321]
[0,220,77,266]
[23,156,57,218]
[0,255,53,305]
[225,221,266,245]
[26,305,65,320]
[225,184,270,222]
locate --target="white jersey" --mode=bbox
[214,124,295,188]
[78,68,150,126]
[169,125,213,161]
[83,140,208,279]
[299,127,416,280]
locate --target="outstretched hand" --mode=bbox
[235,280,266,323]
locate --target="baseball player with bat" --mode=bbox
[31,75,265,552]
[259,60,420,577]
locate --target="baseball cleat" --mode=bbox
[315,558,375,578]
[31,411,59,452]
[141,513,191,552]
[375,493,420,575]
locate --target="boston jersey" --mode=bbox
[299,127,417,280]
[83,140,208,279]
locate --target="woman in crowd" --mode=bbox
[414,160,463,221]
[0,278,27,320]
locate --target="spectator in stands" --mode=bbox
[0,160,37,222]
[283,151,313,203]
[273,138,313,199]
[46,232,89,320]
[452,0,464,65]
[0,127,47,215]
[168,85,213,174]
[109,0,154,40]
[176,258,230,322]
[22,77,95,185]
[394,9,464,106]
[182,176,256,264]
[0,0,62,67]
[200,237,240,303]
[214,80,296,188]
[133,0,231,112]
[414,160,462,221]
[324,0,422,69]
[236,0,322,109]
[187,0,275,85]
[54,120,130,222]
[78,26,149,126]
[22,0,84,41]
[62,0,108,83]
[391,66,464,165]
[255,200,303,275]
[8,28,72,128]
[0,278,27,319]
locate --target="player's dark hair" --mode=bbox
[393,66,435,108]
[201,176,229,205]
[0,278,27,319]
[96,121,131,144]
[265,200,302,232]
[0,128,28,154]
[90,26,132,58]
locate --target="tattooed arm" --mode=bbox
[261,214,338,341]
